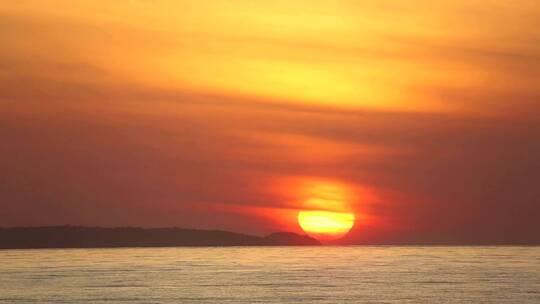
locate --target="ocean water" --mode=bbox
[0,247,539,303]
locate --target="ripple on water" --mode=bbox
[0,246,539,304]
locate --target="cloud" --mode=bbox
[1,1,539,243]
[1,61,539,243]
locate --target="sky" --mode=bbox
[1,0,539,244]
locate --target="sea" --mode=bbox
[0,246,538,303]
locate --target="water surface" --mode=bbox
[1,247,539,303]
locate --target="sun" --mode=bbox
[296,184,356,241]
[298,210,355,240]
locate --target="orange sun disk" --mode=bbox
[296,185,356,242]
[298,210,355,241]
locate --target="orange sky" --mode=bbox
[1,1,539,244]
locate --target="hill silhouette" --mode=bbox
[0,226,320,249]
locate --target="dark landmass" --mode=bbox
[0,226,320,249]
